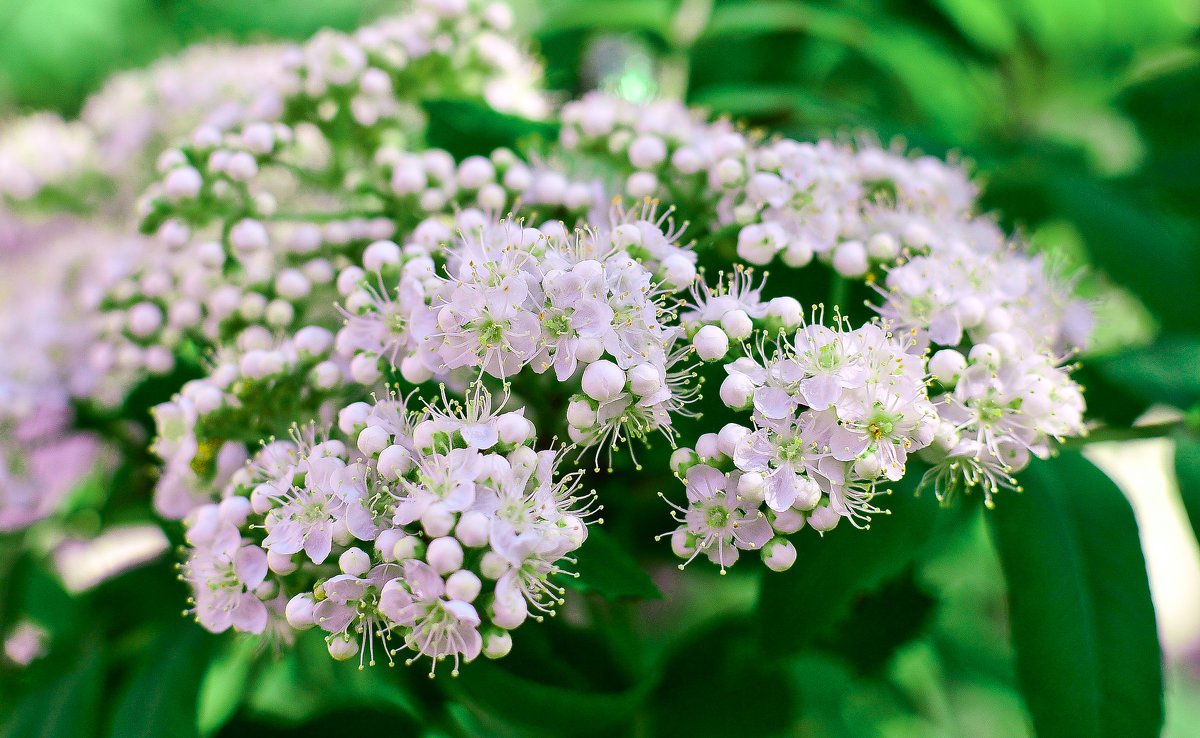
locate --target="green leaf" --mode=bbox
[421,100,559,161]
[814,569,937,675]
[1097,334,1200,409]
[1,644,104,738]
[700,1,993,138]
[649,616,795,737]
[536,0,673,38]
[242,629,422,726]
[1174,433,1200,548]
[197,637,257,737]
[563,526,661,601]
[755,483,942,654]
[986,451,1163,738]
[452,658,649,737]
[1039,170,1200,332]
[106,622,215,738]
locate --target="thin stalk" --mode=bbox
[1061,419,1189,448]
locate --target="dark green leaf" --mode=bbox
[107,622,215,738]
[453,658,649,737]
[1,644,104,738]
[755,482,942,654]
[815,569,937,675]
[649,616,794,738]
[1040,170,1200,332]
[986,451,1163,738]
[1174,433,1200,549]
[422,100,559,160]
[563,526,661,601]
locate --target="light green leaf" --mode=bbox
[196,637,257,737]
[986,451,1163,737]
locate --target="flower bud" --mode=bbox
[338,402,371,435]
[781,240,814,268]
[285,594,316,629]
[581,360,625,402]
[400,355,434,384]
[628,363,662,397]
[231,219,269,252]
[128,302,164,337]
[692,325,729,361]
[327,635,359,661]
[772,508,806,534]
[669,447,699,475]
[393,536,425,562]
[721,310,754,341]
[807,503,840,532]
[695,433,721,461]
[736,471,765,503]
[496,412,531,445]
[575,337,604,363]
[422,503,457,538]
[377,444,413,480]
[375,529,406,562]
[719,372,755,410]
[670,529,696,558]
[715,157,744,186]
[165,166,203,200]
[479,551,508,579]
[626,171,658,199]
[867,232,899,260]
[929,349,966,386]
[455,510,491,547]
[357,425,391,457]
[629,135,667,168]
[661,254,697,288]
[566,397,597,428]
[446,570,482,602]
[968,343,1001,369]
[755,538,795,572]
[426,536,464,575]
[363,240,401,272]
[350,353,382,384]
[483,630,513,659]
[832,240,868,278]
[717,423,750,458]
[489,595,528,630]
[339,547,371,576]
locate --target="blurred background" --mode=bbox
[3,0,1200,735]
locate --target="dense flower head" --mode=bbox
[665,305,939,572]
[0,0,1099,681]
[178,385,593,674]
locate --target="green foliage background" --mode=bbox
[3,1,1200,736]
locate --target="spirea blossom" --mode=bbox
[664,304,939,571]
[178,385,594,674]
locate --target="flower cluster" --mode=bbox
[0,114,95,203]
[0,0,1097,677]
[180,386,593,674]
[556,91,1090,509]
[665,313,936,572]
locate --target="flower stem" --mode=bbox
[1062,419,1189,448]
